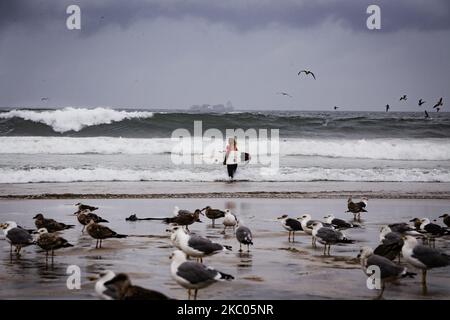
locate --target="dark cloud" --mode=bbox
[1,0,450,36]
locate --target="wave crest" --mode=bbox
[0,107,154,133]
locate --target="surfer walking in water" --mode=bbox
[223,137,238,181]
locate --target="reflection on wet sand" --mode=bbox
[0,198,449,299]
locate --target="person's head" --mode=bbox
[228,137,237,148]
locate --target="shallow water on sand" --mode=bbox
[0,198,449,300]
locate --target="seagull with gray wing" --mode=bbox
[170,250,234,300]
[358,246,416,299]
[168,226,231,263]
[402,235,450,293]
[311,222,354,256]
[0,221,35,255]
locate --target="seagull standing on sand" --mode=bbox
[346,197,368,221]
[358,246,416,299]
[222,209,238,233]
[202,206,226,227]
[168,226,231,263]
[33,213,75,233]
[145,209,203,231]
[373,226,404,261]
[0,221,34,255]
[323,214,357,229]
[86,219,127,249]
[298,70,316,79]
[236,224,253,252]
[35,228,73,263]
[170,250,234,300]
[417,218,449,247]
[277,215,302,242]
[424,110,430,118]
[96,272,172,300]
[402,235,450,292]
[385,104,390,112]
[75,209,108,233]
[311,222,354,256]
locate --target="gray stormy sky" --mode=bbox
[0,0,449,111]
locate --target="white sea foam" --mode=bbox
[1,136,449,161]
[0,167,448,183]
[0,107,154,133]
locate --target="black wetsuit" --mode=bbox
[227,164,238,178]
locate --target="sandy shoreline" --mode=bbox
[1,198,449,300]
[1,181,450,199]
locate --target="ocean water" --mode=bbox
[0,107,449,184]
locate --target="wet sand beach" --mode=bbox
[1,197,449,300]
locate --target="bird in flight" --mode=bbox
[277,92,293,98]
[436,107,440,112]
[433,97,443,109]
[41,97,49,101]
[298,70,316,80]
[399,95,407,101]
[385,104,390,112]
[333,106,339,110]
[424,110,430,118]
[418,99,425,106]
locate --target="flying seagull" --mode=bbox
[298,70,316,79]
[311,222,354,256]
[418,99,425,106]
[432,97,443,109]
[33,213,75,233]
[385,104,390,112]
[35,228,73,263]
[86,219,127,249]
[0,221,35,255]
[170,250,234,300]
[41,97,49,101]
[402,235,450,293]
[333,106,339,110]
[277,92,293,98]
[346,197,368,221]
[399,95,407,101]
[168,226,231,262]
[277,214,302,242]
[96,272,172,300]
[358,246,415,299]
[201,206,225,227]
[436,107,440,112]
[222,209,238,233]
